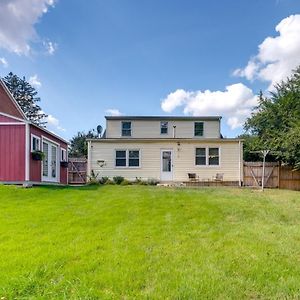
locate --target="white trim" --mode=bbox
[30,134,41,152]
[114,148,141,169]
[160,149,173,181]
[0,111,27,123]
[41,138,59,183]
[25,123,30,181]
[61,148,67,162]
[194,146,221,168]
[0,79,27,120]
[160,121,168,135]
[87,141,91,177]
[41,135,60,146]
[121,121,132,137]
[194,121,205,138]
[0,122,25,125]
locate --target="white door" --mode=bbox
[161,149,173,181]
[42,140,58,182]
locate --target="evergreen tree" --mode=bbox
[69,130,98,158]
[3,72,47,126]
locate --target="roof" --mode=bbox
[105,116,222,121]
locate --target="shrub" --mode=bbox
[120,179,131,186]
[134,177,142,184]
[105,179,115,185]
[113,176,124,185]
[99,176,109,184]
[147,178,159,185]
[88,170,100,185]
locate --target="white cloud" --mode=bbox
[161,83,257,130]
[0,57,8,68]
[44,41,57,55]
[105,109,123,116]
[0,0,56,55]
[234,14,300,88]
[29,74,42,88]
[45,114,66,132]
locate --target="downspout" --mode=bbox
[238,140,242,186]
[87,140,91,180]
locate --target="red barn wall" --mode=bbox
[30,125,68,184]
[0,114,22,122]
[0,125,26,181]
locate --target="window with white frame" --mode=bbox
[195,148,206,165]
[61,148,67,162]
[195,147,219,166]
[194,122,204,136]
[115,149,140,167]
[121,121,131,136]
[160,121,168,134]
[31,135,41,152]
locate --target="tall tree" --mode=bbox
[3,72,47,126]
[244,66,300,169]
[69,130,98,158]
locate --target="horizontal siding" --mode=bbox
[90,140,242,181]
[106,120,220,139]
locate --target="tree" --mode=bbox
[3,72,47,126]
[69,130,98,158]
[244,66,300,169]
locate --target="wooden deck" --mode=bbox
[184,180,240,187]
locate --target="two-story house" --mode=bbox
[87,116,243,184]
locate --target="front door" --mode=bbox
[161,149,173,181]
[42,140,58,182]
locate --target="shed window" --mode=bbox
[209,148,219,165]
[160,121,168,134]
[121,122,131,136]
[61,148,67,162]
[194,122,204,136]
[195,148,206,165]
[31,135,41,152]
[115,150,126,166]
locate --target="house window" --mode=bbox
[160,121,168,134]
[61,148,67,162]
[122,121,131,136]
[194,122,204,136]
[209,148,219,165]
[115,149,140,168]
[115,150,127,166]
[195,148,206,165]
[129,150,140,167]
[195,147,220,166]
[31,135,41,152]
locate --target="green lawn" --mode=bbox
[0,185,300,299]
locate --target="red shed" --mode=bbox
[0,79,68,185]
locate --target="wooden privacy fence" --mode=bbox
[243,162,300,191]
[68,158,87,184]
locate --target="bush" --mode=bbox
[147,178,159,185]
[99,176,109,184]
[105,179,115,185]
[113,176,124,185]
[134,177,142,184]
[120,179,131,186]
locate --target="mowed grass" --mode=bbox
[0,185,300,299]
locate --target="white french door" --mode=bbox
[42,140,59,182]
[160,149,173,181]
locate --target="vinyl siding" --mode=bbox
[89,140,242,182]
[106,120,220,139]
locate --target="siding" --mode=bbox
[106,120,220,139]
[89,140,242,182]
[0,114,22,122]
[0,124,26,181]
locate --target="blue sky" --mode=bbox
[0,0,300,139]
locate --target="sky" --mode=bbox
[0,0,300,139]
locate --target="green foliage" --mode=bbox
[104,179,115,185]
[1,185,300,298]
[244,66,300,168]
[87,169,100,185]
[113,176,124,185]
[147,178,160,185]
[3,72,47,126]
[120,179,131,185]
[99,176,109,184]
[69,130,98,158]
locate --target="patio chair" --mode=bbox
[212,173,224,181]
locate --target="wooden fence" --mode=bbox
[243,162,300,191]
[68,158,87,184]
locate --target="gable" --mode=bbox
[0,80,26,120]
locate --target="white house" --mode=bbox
[87,116,243,185]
